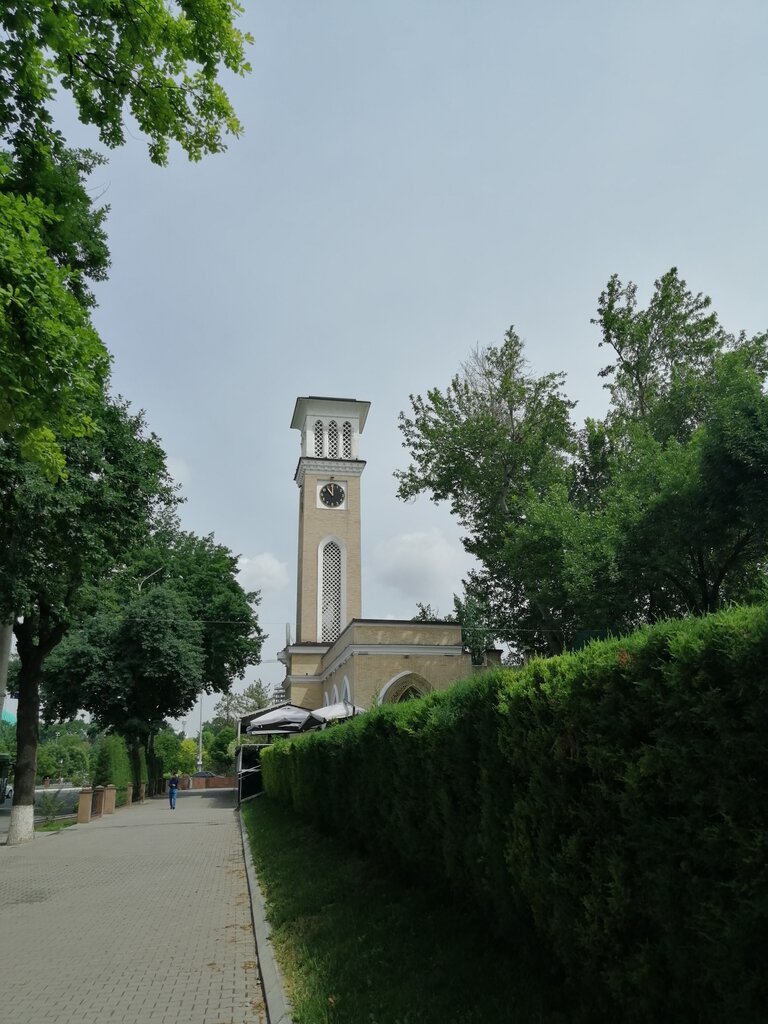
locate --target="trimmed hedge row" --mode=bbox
[92,734,134,806]
[261,605,768,1022]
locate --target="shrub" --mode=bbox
[261,605,768,1022]
[91,734,133,806]
[36,787,73,823]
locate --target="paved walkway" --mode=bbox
[0,790,267,1024]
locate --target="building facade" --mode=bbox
[279,396,499,709]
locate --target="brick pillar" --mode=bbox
[77,788,92,824]
[104,785,116,814]
[125,783,133,806]
[92,785,105,817]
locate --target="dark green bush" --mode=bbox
[261,605,768,1022]
[91,734,132,806]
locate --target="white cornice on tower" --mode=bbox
[294,457,366,488]
[291,396,370,433]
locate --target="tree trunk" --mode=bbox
[145,728,161,798]
[0,620,12,718]
[128,738,143,797]
[7,651,42,845]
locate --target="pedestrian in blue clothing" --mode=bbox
[168,773,179,810]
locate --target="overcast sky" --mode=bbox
[15,0,766,729]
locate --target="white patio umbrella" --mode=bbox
[245,703,320,734]
[310,700,366,724]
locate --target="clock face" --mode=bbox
[319,482,346,508]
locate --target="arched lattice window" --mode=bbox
[397,686,423,703]
[321,542,342,642]
[328,420,338,458]
[342,421,352,458]
[314,420,324,457]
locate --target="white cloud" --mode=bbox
[371,528,476,616]
[238,553,290,594]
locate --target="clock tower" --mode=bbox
[291,396,370,644]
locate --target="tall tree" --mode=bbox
[43,586,204,790]
[594,269,768,618]
[398,271,768,656]
[0,393,175,843]
[397,328,577,654]
[1,0,252,467]
[0,2,253,729]
[153,727,182,776]
[213,680,270,724]
[42,528,265,791]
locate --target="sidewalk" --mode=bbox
[0,790,267,1024]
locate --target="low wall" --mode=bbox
[184,775,236,790]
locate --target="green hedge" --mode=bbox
[261,605,768,1022]
[92,734,133,806]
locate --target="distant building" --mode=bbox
[278,397,500,710]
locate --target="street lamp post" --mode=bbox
[196,690,204,772]
[137,567,163,592]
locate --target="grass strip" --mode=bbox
[242,796,568,1024]
[35,817,77,832]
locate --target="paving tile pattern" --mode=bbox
[0,791,266,1024]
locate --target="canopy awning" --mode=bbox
[311,701,365,723]
[245,703,319,734]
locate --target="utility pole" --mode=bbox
[196,690,204,772]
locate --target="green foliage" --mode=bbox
[411,601,449,622]
[203,723,235,774]
[34,742,59,782]
[150,530,265,693]
[0,1,252,165]
[41,527,264,759]
[262,606,768,1022]
[153,728,182,774]
[1,394,176,630]
[35,817,76,832]
[3,389,177,817]
[92,733,132,804]
[0,147,111,308]
[0,173,110,477]
[35,787,76,823]
[213,680,270,723]
[398,270,768,655]
[177,737,198,775]
[0,720,16,759]
[0,0,252,835]
[103,587,205,723]
[35,733,91,784]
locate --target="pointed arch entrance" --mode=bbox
[378,671,433,705]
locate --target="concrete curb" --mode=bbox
[239,803,293,1024]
